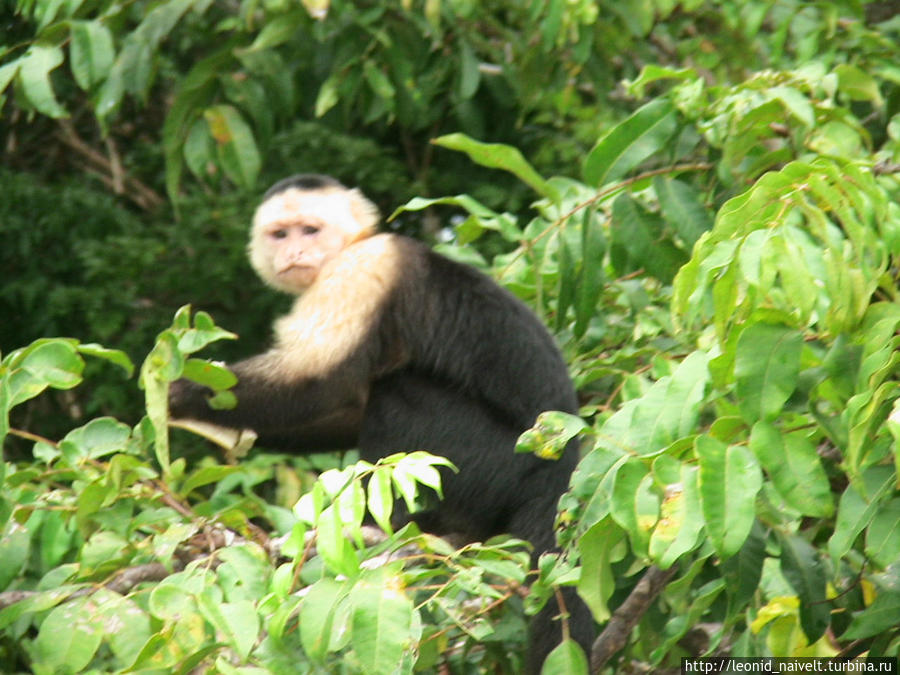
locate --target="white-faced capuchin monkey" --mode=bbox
[169,174,593,670]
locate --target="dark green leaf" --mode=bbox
[583,99,677,187]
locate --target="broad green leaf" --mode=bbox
[574,207,606,337]
[351,579,416,672]
[31,597,102,672]
[204,104,261,190]
[841,591,900,640]
[653,176,712,248]
[433,133,557,200]
[648,463,704,568]
[555,229,576,332]
[0,524,30,591]
[576,520,626,623]
[363,61,396,101]
[610,193,686,282]
[181,358,237,391]
[828,478,883,565]
[583,98,677,187]
[696,435,762,558]
[865,498,900,569]
[76,343,134,375]
[184,117,216,181]
[598,350,709,456]
[610,460,657,557]
[778,532,828,642]
[749,422,833,517]
[92,591,152,666]
[198,595,259,660]
[300,578,348,659]
[540,638,589,675]
[246,10,305,51]
[316,506,359,577]
[69,20,114,90]
[315,72,341,117]
[179,465,240,497]
[734,323,803,424]
[720,522,766,617]
[457,39,480,99]
[18,44,68,118]
[59,417,131,461]
[835,64,884,106]
[367,467,394,533]
[8,340,85,406]
[625,65,697,98]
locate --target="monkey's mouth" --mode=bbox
[278,264,314,275]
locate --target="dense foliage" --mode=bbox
[2,0,900,673]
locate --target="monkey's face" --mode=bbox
[249,188,366,294]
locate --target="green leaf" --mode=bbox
[720,522,766,617]
[363,61,395,102]
[300,578,348,659]
[456,39,480,99]
[653,176,712,248]
[18,44,68,118]
[198,595,259,660]
[749,422,833,517]
[598,350,709,456]
[835,64,884,106]
[734,323,803,424]
[696,435,762,558]
[31,597,103,672]
[610,193,686,282]
[69,20,114,90]
[246,10,306,51]
[432,133,557,200]
[316,506,359,577]
[865,498,900,569]
[367,466,394,533]
[181,359,237,391]
[59,417,132,461]
[574,208,606,337]
[315,72,341,117]
[76,343,134,376]
[842,590,900,640]
[204,104,261,190]
[350,580,416,672]
[778,532,828,642]
[576,520,624,623]
[625,64,697,98]
[0,523,30,591]
[540,638,589,674]
[179,465,240,497]
[649,463,704,568]
[583,98,677,187]
[7,340,85,406]
[609,459,655,557]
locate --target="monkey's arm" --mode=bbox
[169,351,370,447]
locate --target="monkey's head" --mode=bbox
[249,174,380,294]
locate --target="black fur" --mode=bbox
[170,179,594,670]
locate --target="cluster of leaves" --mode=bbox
[0,311,544,673]
[419,36,899,671]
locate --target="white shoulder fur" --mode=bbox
[270,233,404,378]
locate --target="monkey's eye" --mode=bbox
[270,229,288,240]
[301,225,320,236]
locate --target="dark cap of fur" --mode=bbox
[263,174,346,201]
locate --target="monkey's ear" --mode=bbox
[347,188,380,236]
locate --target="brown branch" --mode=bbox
[54,119,164,211]
[590,564,677,673]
